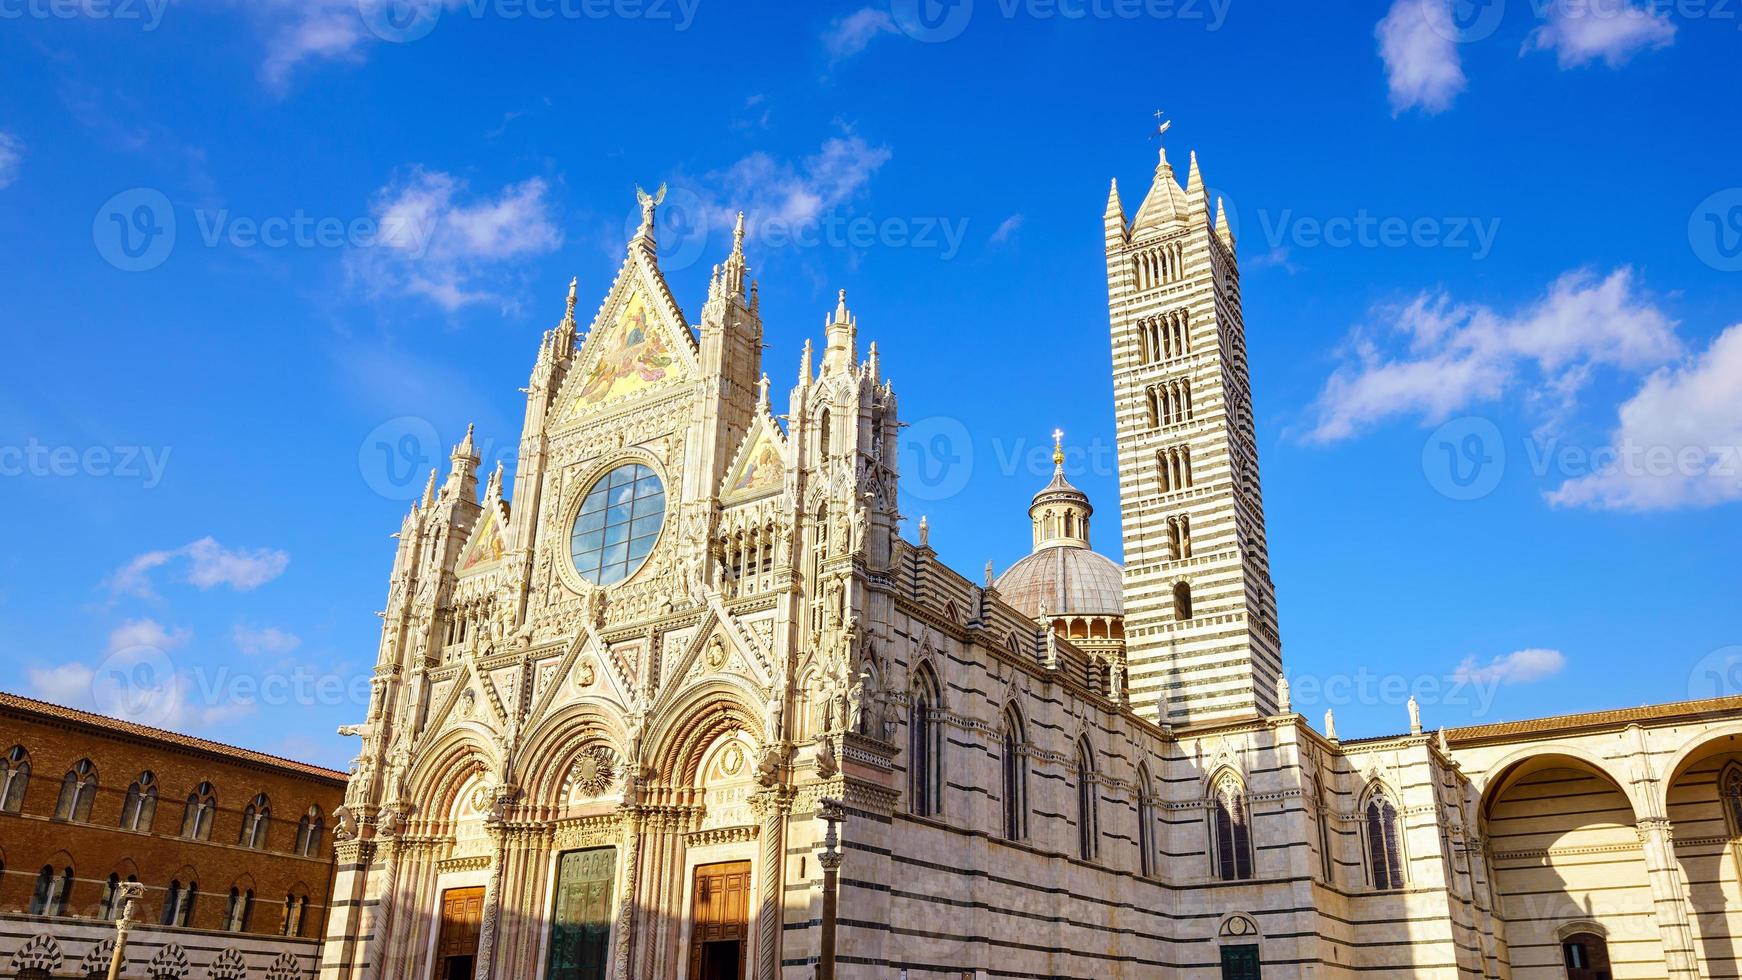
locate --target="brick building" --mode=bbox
[0,691,344,978]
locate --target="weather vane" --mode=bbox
[1151,109,1172,141]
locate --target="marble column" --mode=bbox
[751,789,793,980]
[1637,817,1700,979]
[471,823,508,980]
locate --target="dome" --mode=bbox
[996,545,1125,619]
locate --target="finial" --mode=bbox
[733,210,746,248]
[1438,727,1450,753]
[1051,428,1065,468]
[1325,709,1338,742]
[918,515,929,548]
[1408,695,1422,735]
[985,560,995,588]
[456,423,476,458]
[422,468,437,509]
[1277,676,1291,714]
[834,288,849,324]
[757,374,771,409]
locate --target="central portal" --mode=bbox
[688,861,751,980]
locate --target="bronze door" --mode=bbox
[688,861,752,980]
[435,886,485,980]
[546,848,617,980]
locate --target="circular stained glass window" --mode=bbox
[570,463,665,586]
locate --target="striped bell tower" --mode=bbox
[1104,136,1282,725]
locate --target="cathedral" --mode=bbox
[318,144,1742,980]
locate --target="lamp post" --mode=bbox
[816,798,845,980]
[106,880,145,980]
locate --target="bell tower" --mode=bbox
[1105,135,1281,725]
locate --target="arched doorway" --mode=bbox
[1560,930,1611,980]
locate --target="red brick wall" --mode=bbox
[0,701,345,939]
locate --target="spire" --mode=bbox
[422,468,438,509]
[1186,150,1208,215]
[867,340,880,382]
[720,211,749,301]
[824,289,856,373]
[445,424,481,496]
[799,338,814,384]
[1215,196,1236,253]
[1105,178,1125,220]
[1132,143,1188,233]
[1051,427,1065,468]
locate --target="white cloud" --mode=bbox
[233,623,302,655]
[108,618,193,654]
[714,134,893,234]
[989,214,1024,246]
[27,663,96,706]
[350,168,562,312]
[1548,323,1742,511]
[824,7,898,60]
[1524,0,1676,68]
[258,0,376,90]
[106,537,290,598]
[1308,268,1680,442]
[0,131,22,189]
[1376,0,1467,115]
[1452,648,1568,685]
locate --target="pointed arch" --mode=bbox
[54,758,98,821]
[1136,761,1158,877]
[517,701,633,813]
[181,781,217,840]
[644,680,765,787]
[1210,769,1253,881]
[1361,781,1406,890]
[1075,736,1099,861]
[908,661,943,817]
[1,745,31,814]
[1000,703,1028,842]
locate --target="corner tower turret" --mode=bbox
[1105,135,1281,725]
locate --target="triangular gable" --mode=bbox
[722,415,788,501]
[457,503,508,573]
[560,250,698,421]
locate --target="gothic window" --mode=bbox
[1137,763,1158,877]
[30,864,73,916]
[121,771,158,832]
[1212,775,1254,881]
[1174,581,1194,621]
[2,745,30,813]
[240,793,271,849]
[282,892,310,937]
[224,887,253,932]
[1364,786,1405,889]
[1076,739,1098,861]
[908,667,942,817]
[1167,516,1192,561]
[55,759,98,821]
[161,880,198,927]
[1001,706,1028,842]
[818,409,832,459]
[182,782,216,840]
[1146,387,1160,428]
[295,805,325,857]
[100,873,121,919]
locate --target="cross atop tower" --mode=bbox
[1151,109,1172,142]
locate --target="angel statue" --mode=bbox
[635,182,668,234]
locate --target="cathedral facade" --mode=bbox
[318,147,1742,980]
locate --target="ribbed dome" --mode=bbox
[996,546,1125,619]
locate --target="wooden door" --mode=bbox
[688,861,751,980]
[546,848,617,980]
[436,886,485,980]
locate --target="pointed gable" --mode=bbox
[1131,148,1189,237]
[457,502,507,572]
[722,415,788,501]
[560,247,699,422]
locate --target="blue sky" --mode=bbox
[1,0,1738,768]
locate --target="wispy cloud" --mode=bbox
[108,618,193,654]
[348,168,562,312]
[1376,0,1466,115]
[26,618,244,730]
[824,7,899,61]
[988,214,1024,246]
[233,623,302,656]
[1452,648,1568,685]
[1548,324,1742,511]
[710,132,893,234]
[1307,268,1680,442]
[1524,0,1676,68]
[0,131,22,189]
[106,537,291,599]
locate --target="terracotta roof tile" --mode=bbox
[1447,695,1742,745]
[0,690,348,783]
